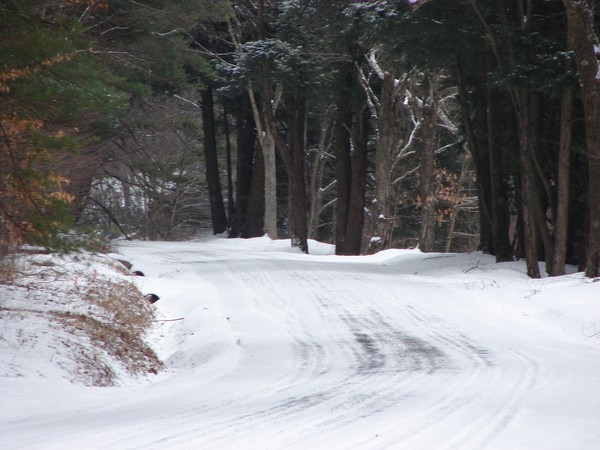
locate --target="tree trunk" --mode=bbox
[372,72,399,250]
[334,71,354,255]
[261,124,278,239]
[244,131,265,238]
[284,94,309,253]
[550,85,574,276]
[419,77,437,253]
[308,109,332,239]
[240,0,277,240]
[245,82,277,239]
[201,84,228,234]
[485,71,512,261]
[346,105,369,255]
[529,92,554,272]
[562,0,600,277]
[456,60,494,253]
[231,100,262,238]
[223,105,235,229]
[517,86,541,278]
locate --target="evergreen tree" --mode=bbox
[0,0,127,252]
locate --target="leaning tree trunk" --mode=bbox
[245,80,277,239]
[562,0,600,277]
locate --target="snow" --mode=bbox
[1,236,600,449]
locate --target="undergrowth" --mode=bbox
[0,251,163,386]
[54,312,162,385]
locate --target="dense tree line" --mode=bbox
[1,0,599,278]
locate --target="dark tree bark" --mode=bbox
[346,105,369,255]
[334,70,354,255]
[550,85,574,276]
[244,146,265,238]
[516,86,541,278]
[562,0,600,277]
[485,70,512,262]
[283,94,309,253]
[529,92,554,272]
[371,71,402,251]
[456,60,494,254]
[232,100,263,238]
[229,101,249,237]
[419,77,437,253]
[201,83,228,234]
[223,105,235,229]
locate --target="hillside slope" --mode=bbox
[0,250,162,387]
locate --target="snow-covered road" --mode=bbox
[2,237,599,449]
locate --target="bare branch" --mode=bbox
[393,164,420,185]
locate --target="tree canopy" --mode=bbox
[2,0,600,278]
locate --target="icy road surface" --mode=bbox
[2,237,600,449]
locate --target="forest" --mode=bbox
[1,0,599,278]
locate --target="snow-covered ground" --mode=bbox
[1,236,600,449]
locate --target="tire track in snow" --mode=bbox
[368,287,540,450]
[47,252,540,450]
[97,258,341,449]
[226,263,539,450]
[119,260,411,449]
[185,261,455,449]
[158,257,541,450]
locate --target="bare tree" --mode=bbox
[357,50,421,252]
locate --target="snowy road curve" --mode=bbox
[2,237,599,449]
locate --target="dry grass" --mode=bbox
[54,312,163,385]
[82,279,156,335]
[0,251,164,386]
[54,277,164,385]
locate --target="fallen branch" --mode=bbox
[154,317,184,322]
